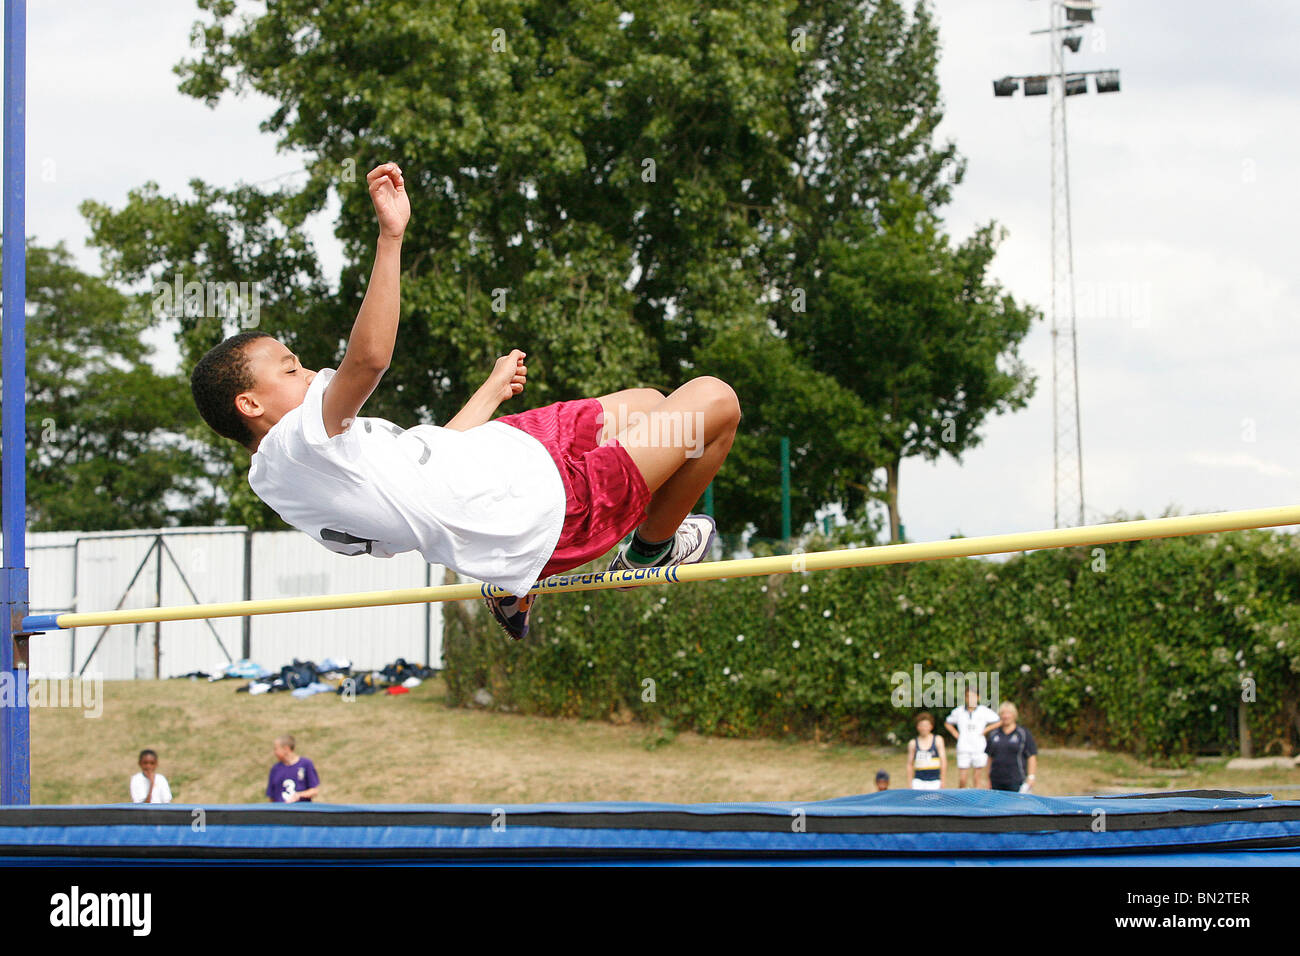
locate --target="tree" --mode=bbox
[2,242,211,530]
[775,0,962,293]
[81,179,337,529]
[788,184,1037,541]
[169,0,802,386]
[693,318,880,538]
[80,0,1035,542]
[87,0,806,527]
[771,1,1036,540]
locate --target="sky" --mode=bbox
[11,0,1300,543]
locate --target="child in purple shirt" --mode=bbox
[267,735,321,803]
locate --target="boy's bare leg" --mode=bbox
[636,427,735,540]
[597,377,740,542]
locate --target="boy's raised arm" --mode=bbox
[444,350,529,431]
[322,163,410,438]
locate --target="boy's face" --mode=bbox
[237,337,318,434]
[273,741,293,762]
[139,753,157,773]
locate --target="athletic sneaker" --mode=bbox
[484,592,537,641]
[606,514,717,589]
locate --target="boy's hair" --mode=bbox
[915,711,933,728]
[190,331,274,447]
[275,734,296,751]
[138,749,157,761]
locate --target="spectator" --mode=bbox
[874,770,890,791]
[985,702,1038,793]
[945,688,1000,789]
[129,749,172,804]
[906,712,946,790]
[267,734,321,804]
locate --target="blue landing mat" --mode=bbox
[2,789,1297,864]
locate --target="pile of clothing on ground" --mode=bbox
[186,657,439,699]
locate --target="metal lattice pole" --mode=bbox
[1049,0,1085,528]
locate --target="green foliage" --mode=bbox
[168,0,797,394]
[772,1,1037,540]
[444,528,1300,759]
[785,0,960,231]
[79,0,1011,539]
[7,242,212,530]
[692,321,879,537]
[783,180,1039,540]
[80,177,336,530]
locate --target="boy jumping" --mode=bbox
[190,163,740,639]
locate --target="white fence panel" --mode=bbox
[249,532,441,672]
[27,537,77,677]
[153,531,247,677]
[16,527,445,679]
[72,533,165,679]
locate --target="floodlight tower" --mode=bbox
[1048,0,1084,530]
[992,1,1120,528]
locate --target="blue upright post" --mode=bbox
[1,0,31,805]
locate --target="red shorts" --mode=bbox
[496,398,652,578]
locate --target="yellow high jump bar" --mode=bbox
[21,505,1300,633]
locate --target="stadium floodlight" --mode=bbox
[1094,70,1121,93]
[989,4,1122,531]
[1064,1,1096,23]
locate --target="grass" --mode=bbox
[28,676,1300,805]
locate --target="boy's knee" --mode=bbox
[694,376,741,425]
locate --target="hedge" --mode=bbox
[442,527,1300,759]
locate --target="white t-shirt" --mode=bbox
[946,704,1000,753]
[248,368,566,597]
[130,772,172,804]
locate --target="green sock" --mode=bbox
[626,530,673,565]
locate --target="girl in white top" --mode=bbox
[944,688,1001,789]
[129,749,172,804]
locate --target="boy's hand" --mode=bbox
[368,162,409,239]
[486,350,528,403]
